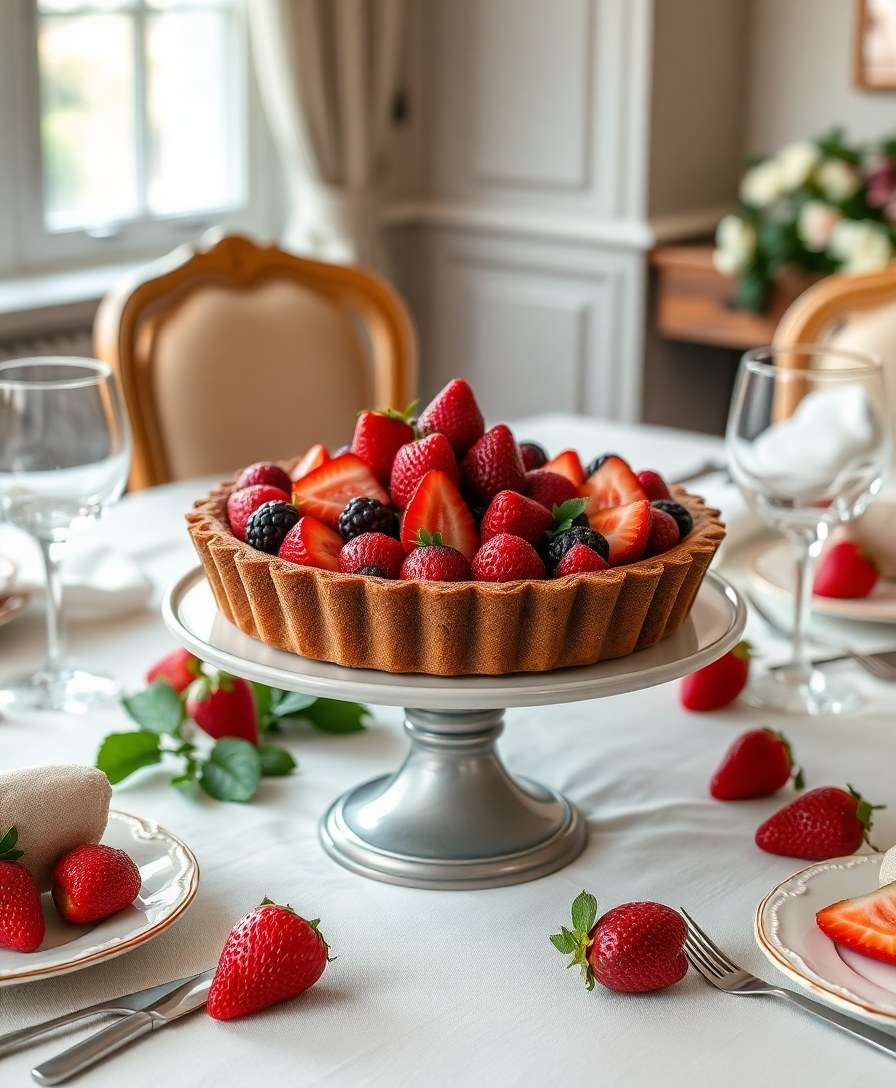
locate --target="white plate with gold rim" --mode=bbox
[755,853,896,1026]
[0,811,199,987]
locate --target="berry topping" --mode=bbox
[400,469,479,561]
[680,640,751,711]
[390,433,459,510]
[756,784,883,861]
[400,531,472,581]
[589,499,651,565]
[339,532,406,578]
[650,499,693,539]
[292,452,390,528]
[461,424,526,503]
[278,516,343,570]
[351,404,416,486]
[236,461,292,494]
[472,533,545,582]
[813,540,879,599]
[636,469,671,501]
[227,484,290,541]
[480,489,553,546]
[291,444,329,482]
[525,469,578,510]
[518,441,548,471]
[710,728,803,801]
[554,543,610,577]
[546,525,610,570]
[245,500,299,554]
[581,455,646,513]
[644,506,680,556]
[338,496,398,541]
[417,378,485,456]
[545,449,585,486]
[584,453,620,477]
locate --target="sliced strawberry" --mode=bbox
[817,884,896,966]
[291,444,329,482]
[545,449,585,486]
[351,408,415,486]
[292,453,390,528]
[589,499,651,565]
[581,455,646,513]
[401,470,479,562]
[278,516,343,570]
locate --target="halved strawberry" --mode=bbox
[545,449,585,486]
[278,516,343,570]
[291,444,329,482]
[816,883,896,966]
[589,500,651,565]
[401,470,479,561]
[292,453,390,527]
[352,407,416,486]
[581,455,646,513]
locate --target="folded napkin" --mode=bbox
[0,766,111,890]
[881,845,896,887]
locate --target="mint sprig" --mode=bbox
[546,498,589,539]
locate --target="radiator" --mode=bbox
[0,326,95,363]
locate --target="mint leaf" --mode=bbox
[258,745,297,777]
[548,497,589,538]
[272,691,317,718]
[0,826,23,861]
[550,931,577,954]
[97,731,162,785]
[571,891,598,934]
[199,739,261,802]
[122,680,184,736]
[302,699,368,734]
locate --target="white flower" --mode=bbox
[777,141,820,190]
[798,201,841,252]
[713,215,756,275]
[829,219,893,273]
[816,158,861,202]
[740,160,784,208]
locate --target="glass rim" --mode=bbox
[0,357,113,391]
[742,344,883,378]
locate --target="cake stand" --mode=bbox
[163,568,745,890]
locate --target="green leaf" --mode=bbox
[199,739,261,802]
[271,691,317,718]
[258,744,297,777]
[550,931,577,954]
[571,891,598,934]
[548,497,589,537]
[96,731,163,785]
[250,682,273,731]
[122,680,184,736]
[302,699,368,734]
[0,826,23,862]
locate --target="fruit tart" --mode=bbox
[187,379,724,675]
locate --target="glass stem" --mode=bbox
[785,526,823,678]
[38,538,65,678]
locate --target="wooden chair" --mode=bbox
[95,233,417,490]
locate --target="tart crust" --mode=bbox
[187,475,725,676]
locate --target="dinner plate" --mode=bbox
[751,539,896,623]
[0,810,199,987]
[755,853,896,1026]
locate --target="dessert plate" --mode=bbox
[0,811,199,987]
[751,539,896,623]
[755,853,896,1026]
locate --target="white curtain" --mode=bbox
[248,0,407,269]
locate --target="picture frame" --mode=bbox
[855,0,896,90]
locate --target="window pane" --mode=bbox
[38,14,139,231]
[146,9,243,215]
[37,2,137,15]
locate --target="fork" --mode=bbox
[681,909,896,1058]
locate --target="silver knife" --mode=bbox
[31,970,214,1086]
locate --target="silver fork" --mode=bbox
[681,909,896,1058]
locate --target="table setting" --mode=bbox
[1,355,895,1086]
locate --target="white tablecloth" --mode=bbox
[1,415,894,1087]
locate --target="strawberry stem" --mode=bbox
[549,890,598,991]
[847,783,885,850]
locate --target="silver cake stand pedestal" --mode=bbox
[164,569,745,890]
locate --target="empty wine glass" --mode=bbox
[0,358,131,713]
[726,345,890,715]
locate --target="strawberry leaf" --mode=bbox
[258,744,297,777]
[549,930,577,954]
[97,731,163,785]
[0,826,23,862]
[571,890,598,934]
[301,699,368,734]
[271,690,317,718]
[122,680,184,736]
[199,739,261,802]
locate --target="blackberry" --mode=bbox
[584,452,620,478]
[338,497,398,541]
[470,503,488,527]
[357,565,385,577]
[245,500,298,553]
[651,499,693,539]
[546,526,609,569]
[519,441,548,471]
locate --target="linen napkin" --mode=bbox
[0,766,111,890]
[881,844,896,887]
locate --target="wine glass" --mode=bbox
[726,345,891,715]
[0,358,131,713]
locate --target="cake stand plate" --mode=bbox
[163,568,745,890]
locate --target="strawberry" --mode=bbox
[461,425,526,503]
[293,453,390,528]
[471,533,545,582]
[816,883,896,966]
[644,506,680,556]
[525,469,578,510]
[52,843,141,925]
[227,484,290,541]
[207,899,329,1021]
[339,532,406,578]
[589,499,651,565]
[680,640,751,711]
[390,433,459,510]
[235,461,292,494]
[554,543,609,576]
[519,442,547,471]
[417,379,484,456]
[291,444,329,482]
[186,672,259,745]
[400,531,471,581]
[813,540,879,599]
[400,470,479,562]
[710,729,803,800]
[636,469,671,501]
[551,891,687,993]
[146,648,201,694]
[279,516,343,571]
[756,785,883,861]
[351,406,416,486]
[480,490,553,546]
[581,456,646,513]
[545,449,585,486]
[0,828,44,952]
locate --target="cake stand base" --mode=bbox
[319,708,586,889]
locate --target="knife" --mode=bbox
[31,969,214,1086]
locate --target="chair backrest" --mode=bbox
[95,233,417,489]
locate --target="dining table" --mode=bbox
[0,412,894,1087]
